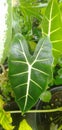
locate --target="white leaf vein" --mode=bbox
[19,40,29,64]
[50,27,61,35]
[32,67,49,76]
[14,83,27,89]
[36,59,49,62]
[11,60,27,64]
[11,71,28,77]
[31,79,42,90]
[48,0,53,37]
[52,40,62,43]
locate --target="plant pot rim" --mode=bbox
[36,86,62,130]
[50,86,62,92]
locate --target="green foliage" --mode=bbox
[19,0,41,21]
[53,56,62,85]
[12,6,22,35]
[0,95,4,109]
[59,0,62,3]
[12,0,42,45]
[0,109,14,130]
[0,0,62,128]
[42,0,62,64]
[54,68,62,85]
[59,2,62,22]
[50,123,58,130]
[50,123,62,130]
[18,119,32,130]
[58,55,62,66]
[0,67,13,100]
[8,34,53,113]
[0,96,14,130]
[58,125,62,130]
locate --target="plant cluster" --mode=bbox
[0,0,62,129]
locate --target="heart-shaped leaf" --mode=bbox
[0,0,12,63]
[42,0,62,64]
[8,34,53,113]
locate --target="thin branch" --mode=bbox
[7,107,62,114]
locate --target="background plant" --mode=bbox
[0,0,62,129]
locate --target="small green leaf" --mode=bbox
[18,119,32,130]
[40,91,51,102]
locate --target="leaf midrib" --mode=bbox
[48,0,53,37]
[24,64,31,111]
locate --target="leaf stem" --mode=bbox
[0,64,5,73]
[7,107,62,114]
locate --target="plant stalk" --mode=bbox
[7,107,62,114]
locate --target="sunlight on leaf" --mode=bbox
[12,0,19,7]
[0,96,14,130]
[0,95,5,109]
[42,0,62,64]
[58,125,62,130]
[18,119,32,130]
[0,109,14,130]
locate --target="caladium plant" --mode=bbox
[42,0,62,64]
[9,34,53,113]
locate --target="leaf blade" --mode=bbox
[42,0,62,63]
[9,34,53,113]
[18,119,32,130]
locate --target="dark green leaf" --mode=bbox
[9,34,53,113]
